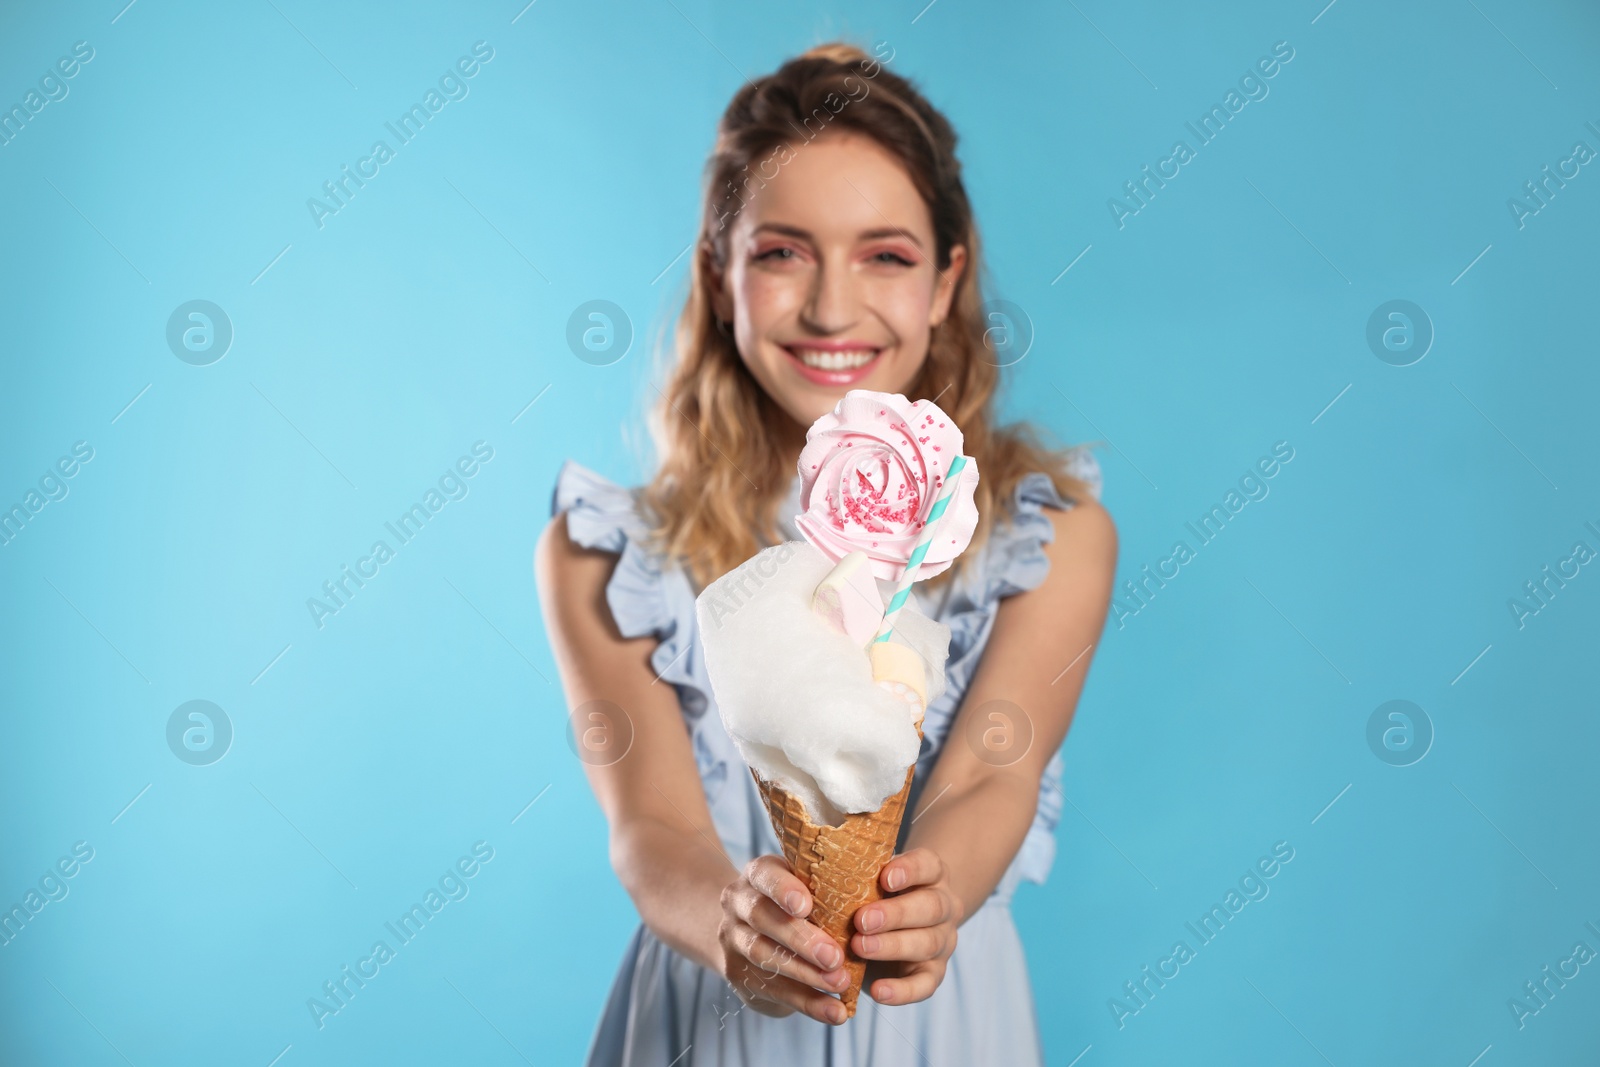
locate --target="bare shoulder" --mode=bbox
[534,510,586,568]
[535,510,577,572]
[533,512,618,615]
[1041,495,1118,575]
[989,495,1116,637]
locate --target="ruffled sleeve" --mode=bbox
[550,460,735,818]
[982,446,1103,603]
[549,460,711,719]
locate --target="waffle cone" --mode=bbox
[752,735,919,1018]
[750,641,930,1019]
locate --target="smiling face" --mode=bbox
[709,130,968,435]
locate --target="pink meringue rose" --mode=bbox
[795,390,980,582]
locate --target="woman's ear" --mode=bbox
[704,242,735,323]
[929,244,968,327]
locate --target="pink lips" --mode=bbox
[782,343,883,386]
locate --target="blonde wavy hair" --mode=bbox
[640,41,1096,593]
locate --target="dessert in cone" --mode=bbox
[698,390,980,1023]
[751,640,929,1019]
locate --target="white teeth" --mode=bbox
[791,348,877,370]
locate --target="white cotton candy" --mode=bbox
[696,540,951,826]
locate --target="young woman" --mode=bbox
[537,41,1117,1065]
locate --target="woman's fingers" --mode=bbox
[727,909,852,993]
[750,896,851,977]
[840,848,960,1007]
[716,855,857,1025]
[746,974,849,1024]
[724,879,846,977]
[853,884,957,939]
[868,961,944,1006]
[727,937,851,1024]
[878,847,945,893]
[745,854,813,918]
[852,918,955,963]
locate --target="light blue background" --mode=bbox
[2,0,1597,1063]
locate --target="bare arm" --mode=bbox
[907,497,1118,911]
[535,513,856,1024]
[534,513,737,971]
[849,498,1118,1004]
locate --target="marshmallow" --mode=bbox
[810,550,884,647]
[869,640,928,709]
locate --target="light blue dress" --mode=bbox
[552,448,1102,1066]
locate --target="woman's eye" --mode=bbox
[756,247,797,261]
[871,250,915,266]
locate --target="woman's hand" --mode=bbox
[854,847,963,1006]
[718,855,856,1025]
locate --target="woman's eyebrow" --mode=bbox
[751,222,925,250]
[751,222,813,240]
[858,226,924,250]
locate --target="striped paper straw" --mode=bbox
[872,453,968,645]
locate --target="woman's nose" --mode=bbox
[801,257,862,334]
